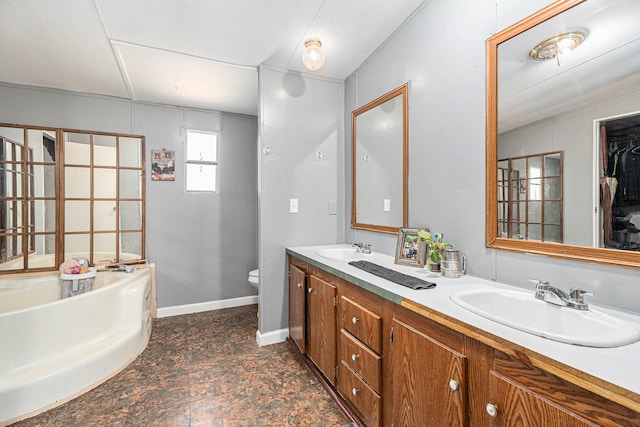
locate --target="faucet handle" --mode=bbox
[569,288,593,303]
[529,278,550,290]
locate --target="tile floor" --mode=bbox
[11,304,350,426]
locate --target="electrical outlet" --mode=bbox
[384,199,391,212]
[289,198,299,214]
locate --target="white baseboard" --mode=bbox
[157,295,258,318]
[256,328,289,346]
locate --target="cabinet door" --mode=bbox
[307,274,337,384]
[390,318,468,426]
[288,264,306,353]
[487,371,594,426]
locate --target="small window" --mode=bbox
[185,130,218,192]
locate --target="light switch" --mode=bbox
[289,198,299,214]
[384,199,391,212]
[328,200,337,215]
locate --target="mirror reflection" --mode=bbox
[0,125,145,272]
[0,126,56,270]
[352,83,408,233]
[487,0,640,268]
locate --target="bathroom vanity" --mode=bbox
[287,245,640,426]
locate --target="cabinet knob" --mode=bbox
[351,353,359,362]
[486,403,498,417]
[352,388,359,396]
[308,288,313,294]
[352,316,359,324]
[449,379,459,391]
[297,282,302,288]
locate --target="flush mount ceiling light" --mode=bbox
[529,31,585,65]
[302,38,325,71]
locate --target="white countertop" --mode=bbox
[287,244,640,398]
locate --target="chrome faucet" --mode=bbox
[352,242,372,254]
[530,279,592,311]
[105,264,134,273]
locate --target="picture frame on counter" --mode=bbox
[394,228,427,267]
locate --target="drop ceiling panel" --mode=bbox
[1,0,428,114]
[0,0,129,98]
[115,43,258,115]
[97,0,323,67]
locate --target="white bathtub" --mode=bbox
[0,267,153,425]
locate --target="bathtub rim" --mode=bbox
[0,263,156,426]
[0,266,152,317]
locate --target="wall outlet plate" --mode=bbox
[328,200,337,215]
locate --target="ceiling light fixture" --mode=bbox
[529,31,585,66]
[302,38,325,71]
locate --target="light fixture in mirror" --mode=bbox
[486,0,640,268]
[352,83,408,234]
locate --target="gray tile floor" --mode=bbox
[12,305,349,426]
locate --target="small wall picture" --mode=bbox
[151,149,175,181]
[394,228,427,267]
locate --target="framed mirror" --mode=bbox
[352,83,408,233]
[486,0,640,268]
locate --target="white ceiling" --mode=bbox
[0,0,426,116]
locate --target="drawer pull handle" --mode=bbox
[351,353,359,362]
[352,387,359,396]
[352,316,359,324]
[297,282,302,288]
[486,403,498,417]
[449,379,459,391]
[308,288,313,294]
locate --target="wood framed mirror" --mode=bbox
[486,0,640,269]
[352,83,408,234]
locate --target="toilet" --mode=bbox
[248,269,259,291]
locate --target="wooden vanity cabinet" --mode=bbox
[288,263,306,352]
[485,350,640,426]
[287,254,640,427]
[287,257,338,384]
[390,306,468,426]
[336,283,389,427]
[306,272,337,384]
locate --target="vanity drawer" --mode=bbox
[339,328,381,392]
[340,295,381,353]
[338,361,381,427]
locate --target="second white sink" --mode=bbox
[450,287,640,348]
[316,246,375,262]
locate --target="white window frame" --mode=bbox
[185,130,219,193]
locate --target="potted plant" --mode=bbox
[417,230,451,272]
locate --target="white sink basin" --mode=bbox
[315,246,375,262]
[450,288,640,348]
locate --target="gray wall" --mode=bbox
[344,0,640,314]
[258,66,345,334]
[0,83,258,308]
